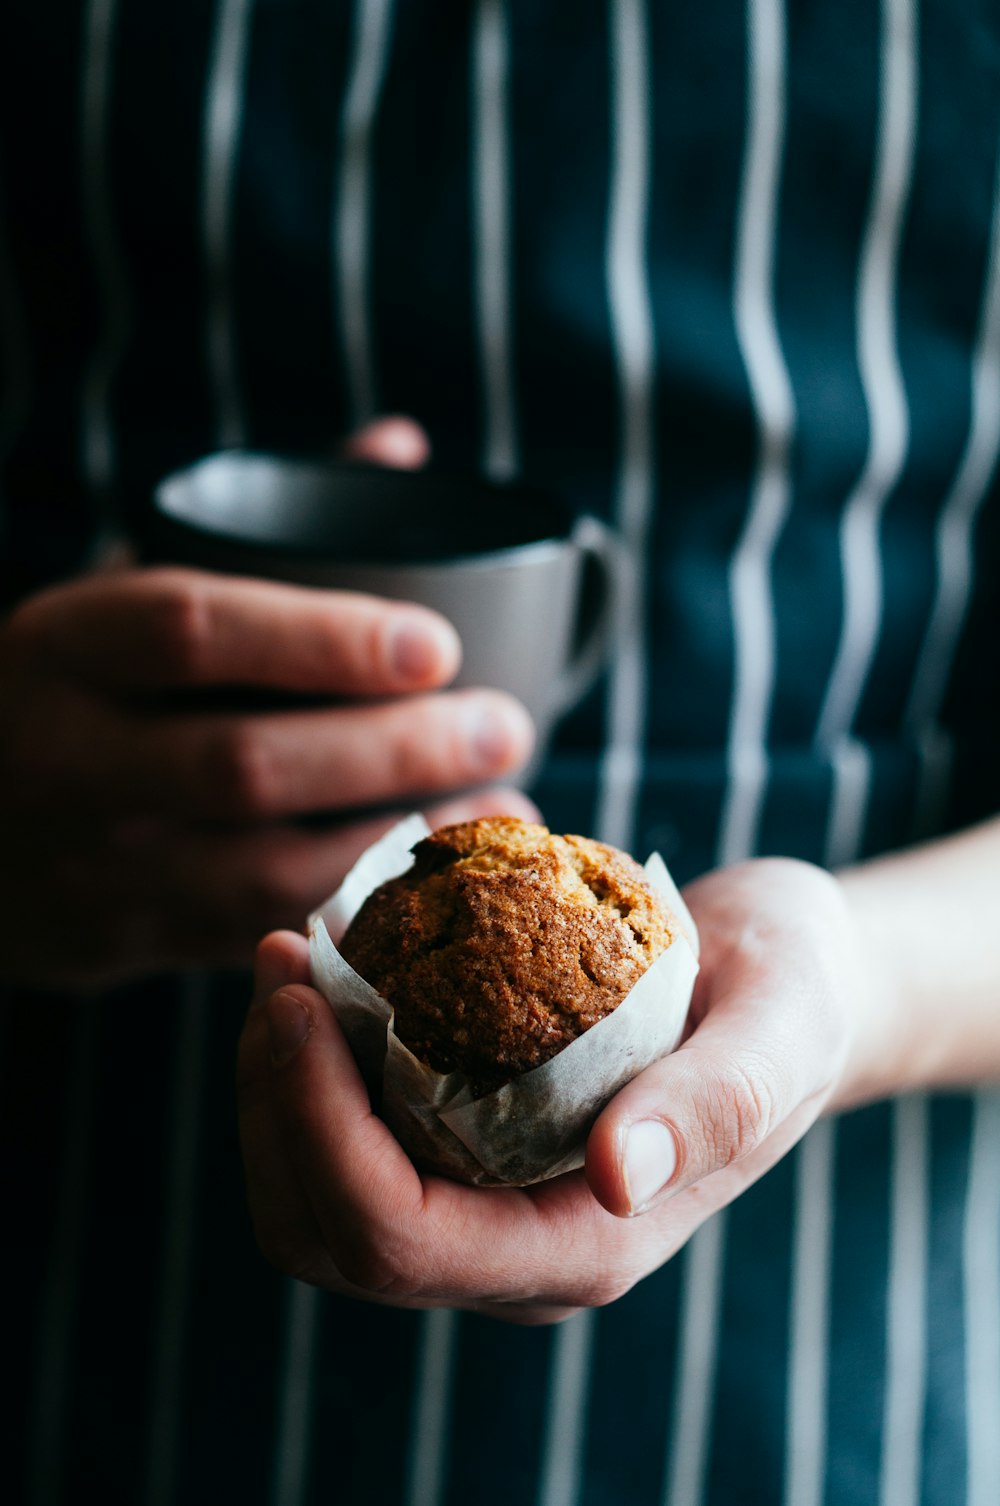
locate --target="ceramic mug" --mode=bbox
[138,452,619,755]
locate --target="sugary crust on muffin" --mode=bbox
[338,816,675,1096]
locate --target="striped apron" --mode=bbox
[2,3,999,1502]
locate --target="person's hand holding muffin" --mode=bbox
[238,812,1000,1323]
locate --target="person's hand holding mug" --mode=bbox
[0,419,536,988]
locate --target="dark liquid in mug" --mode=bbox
[147,455,573,568]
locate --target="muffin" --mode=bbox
[338,816,678,1097]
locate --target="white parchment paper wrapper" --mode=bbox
[309,815,699,1186]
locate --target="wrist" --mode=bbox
[833,868,921,1110]
[836,821,1000,1103]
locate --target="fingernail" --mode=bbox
[389,615,458,685]
[623,1121,678,1215]
[267,992,313,1069]
[466,699,533,774]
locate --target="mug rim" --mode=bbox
[146,450,581,571]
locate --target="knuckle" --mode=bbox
[206,725,281,817]
[384,719,429,788]
[144,574,215,681]
[250,1214,320,1286]
[332,1225,420,1297]
[362,612,390,681]
[382,702,457,790]
[547,1220,646,1311]
[703,1059,780,1166]
[311,607,368,684]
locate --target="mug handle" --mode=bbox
[551,515,622,714]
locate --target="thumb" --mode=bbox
[338,415,432,470]
[585,1039,816,1219]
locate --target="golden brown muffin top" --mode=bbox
[339,817,675,1096]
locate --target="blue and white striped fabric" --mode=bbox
[2,3,1000,1503]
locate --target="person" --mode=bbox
[2,3,999,1504]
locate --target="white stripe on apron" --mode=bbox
[79,0,130,517]
[142,977,211,1506]
[718,0,795,871]
[783,1118,837,1506]
[473,0,517,481]
[271,1281,321,1506]
[906,148,1000,733]
[662,1210,727,1506]
[823,735,873,871]
[203,0,255,449]
[594,0,656,856]
[908,148,1000,841]
[403,1308,459,1506]
[334,0,396,428]
[963,1091,1000,1506]
[536,1312,596,1506]
[816,0,917,866]
[879,1094,930,1506]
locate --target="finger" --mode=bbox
[12,568,461,696]
[585,861,861,1218]
[111,689,535,819]
[152,816,436,965]
[193,791,541,941]
[237,974,340,1288]
[250,930,311,1011]
[337,415,431,469]
[241,966,473,1306]
[462,1299,583,1326]
[48,818,389,978]
[585,1005,836,1219]
[262,985,638,1308]
[75,794,542,977]
[424,784,542,827]
[173,791,541,943]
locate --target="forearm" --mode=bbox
[837,814,1000,1108]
